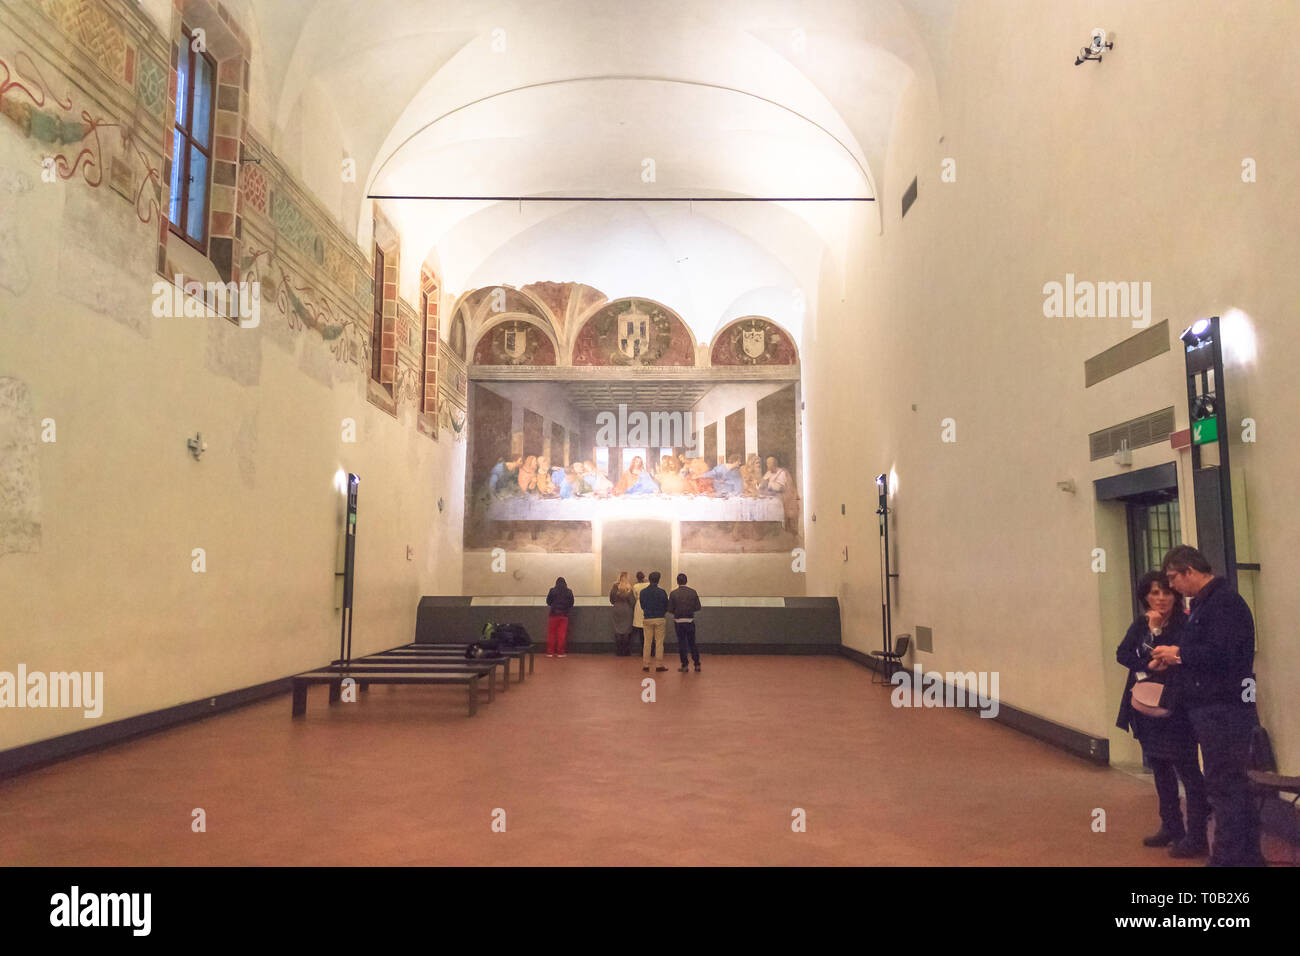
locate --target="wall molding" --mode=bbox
[839,645,1110,765]
[0,676,291,780]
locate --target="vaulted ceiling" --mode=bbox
[208,0,957,343]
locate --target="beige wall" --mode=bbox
[803,0,1300,771]
[463,549,805,598]
[0,18,463,753]
[3,0,1296,777]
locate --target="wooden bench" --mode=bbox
[387,644,535,681]
[321,660,497,703]
[291,670,485,717]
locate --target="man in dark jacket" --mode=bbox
[668,573,703,672]
[639,571,669,673]
[1151,546,1264,866]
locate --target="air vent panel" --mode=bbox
[1089,407,1176,461]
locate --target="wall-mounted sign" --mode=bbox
[1192,417,1218,445]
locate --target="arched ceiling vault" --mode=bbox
[237,0,954,348]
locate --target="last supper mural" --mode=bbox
[451,287,803,556]
[464,378,802,553]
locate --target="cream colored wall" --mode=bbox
[271,78,356,235]
[800,204,887,655]
[805,0,1300,770]
[0,92,463,755]
[464,552,600,596]
[462,544,807,597]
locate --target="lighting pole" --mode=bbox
[876,473,893,663]
[1180,317,1238,590]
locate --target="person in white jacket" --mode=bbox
[630,571,649,657]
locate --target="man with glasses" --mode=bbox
[1151,546,1264,866]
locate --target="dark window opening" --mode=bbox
[371,246,385,383]
[169,26,216,250]
[1126,492,1182,617]
[420,289,429,411]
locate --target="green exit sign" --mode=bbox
[1192,417,1218,444]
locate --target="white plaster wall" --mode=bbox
[804,0,1300,770]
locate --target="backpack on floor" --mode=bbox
[494,623,532,648]
[465,639,503,660]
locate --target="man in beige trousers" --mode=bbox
[639,571,670,672]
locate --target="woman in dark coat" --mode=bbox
[608,572,636,656]
[1116,569,1210,854]
[545,577,575,658]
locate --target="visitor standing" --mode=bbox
[1151,546,1264,866]
[639,572,669,673]
[545,576,575,658]
[668,573,702,672]
[609,572,636,656]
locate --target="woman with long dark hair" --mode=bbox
[545,576,575,658]
[1116,569,1210,856]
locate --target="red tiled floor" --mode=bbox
[0,656,1284,865]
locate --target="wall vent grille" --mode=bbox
[1089,407,1175,461]
[1084,321,1170,387]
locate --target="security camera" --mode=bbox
[1075,28,1113,65]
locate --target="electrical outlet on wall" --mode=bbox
[842,546,849,561]
[406,546,414,561]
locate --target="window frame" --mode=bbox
[371,245,386,384]
[420,289,429,412]
[169,24,217,253]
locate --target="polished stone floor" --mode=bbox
[0,656,1285,865]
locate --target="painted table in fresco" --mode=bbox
[485,495,784,522]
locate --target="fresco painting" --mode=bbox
[464,380,801,554]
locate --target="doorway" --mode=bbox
[1124,492,1182,617]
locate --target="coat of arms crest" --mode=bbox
[741,324,767,358]
[502,324,527,360]
[618,303,652,360]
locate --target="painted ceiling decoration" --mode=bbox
[572,298,695,367]
[711,317,798,366]
[472,319,557,366]
[520,281,607,333]
[459,285,551,325]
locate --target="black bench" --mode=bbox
[404,643,535,677]
[383,644,535,682]
[291,670,485,717]
[343,654,511,692]
[321,660,497,703]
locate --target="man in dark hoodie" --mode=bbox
[1150,545,1263,866]
[669,573,703,672]
[545,576,575,658]
[639,571,669,673]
